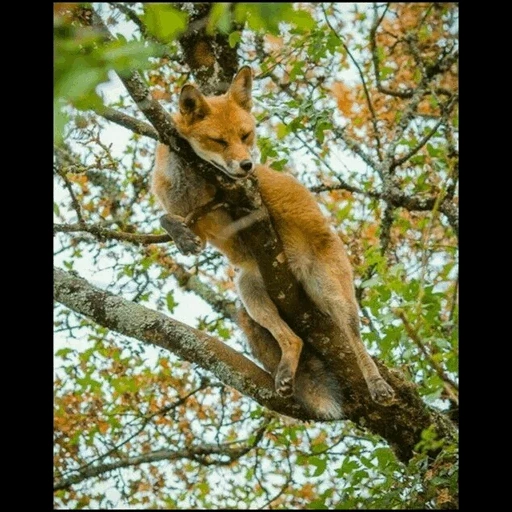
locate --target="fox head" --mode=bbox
[173,67,260,179]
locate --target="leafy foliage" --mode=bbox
[54,3,458,509]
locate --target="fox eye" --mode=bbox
[241,132,252,142]
[210,138,228,147]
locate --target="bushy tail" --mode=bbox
[237,309,343,420]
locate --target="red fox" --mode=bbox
[152,67,394,419]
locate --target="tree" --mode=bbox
[54,3,458,509]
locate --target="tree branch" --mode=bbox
[54,421,267,491]
[54,267,312,421]
[322,4,384,163]
[54,267,457,463]
[54,222,170,245]
[395,309,458,403]
[95,106,159,140]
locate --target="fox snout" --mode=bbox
[223,158,255,179]
[233,159,254,178]
[240,159,253,172]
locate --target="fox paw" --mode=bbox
[275,364,294,398]
[174,226,203,255]
[160,215,202,255]
[368,377,395,405]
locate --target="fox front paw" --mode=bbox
[368,377,395,405]
[174,226,203,255]
[160,215,203,255]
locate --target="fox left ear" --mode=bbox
[179,84,210,122]
[228,66,253,111]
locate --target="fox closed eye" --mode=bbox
[241,132,252,142]
[210,137,228,147]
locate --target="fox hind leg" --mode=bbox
[299,259,395,405]
[235,264,303,397]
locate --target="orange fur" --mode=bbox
[151,67,394,418]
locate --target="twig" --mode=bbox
[56,169,85,226]
[396,309,458,401]
[54,422,267,490]
[370,4,415,99]
[96,106,159,140]
[322,4,384,163]
[54,222,170,245]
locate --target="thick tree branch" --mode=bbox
[54,267,457,463]
[54,267,312,420]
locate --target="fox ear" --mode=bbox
[179,85,210,121]
[228,66,253,111]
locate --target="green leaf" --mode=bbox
[270,159,288,171]
[123,265,134,277]
[54,103,69,146]
[380,66,395,80]
[336,458,359,477]
[426,143,441,158]
[142,4,188,42]
[307,496,328,509]
[217,325,231,340]
[314,120,331,143]
[276,123,289,139]
[102,40,157,71]
[287,9,316,31]
[235,3,292,35]
[228,30,242,48]
[208,3,232,34]
[374,447,395,468]
[166,291,178,313]
[56,348,74,359]
[55,61,107,105]
[310,455,327,477]
[361,276,380,289]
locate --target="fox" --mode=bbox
[151,66,394,419]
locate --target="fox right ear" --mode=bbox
[228,66,253,111]
[179,85,210,121]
